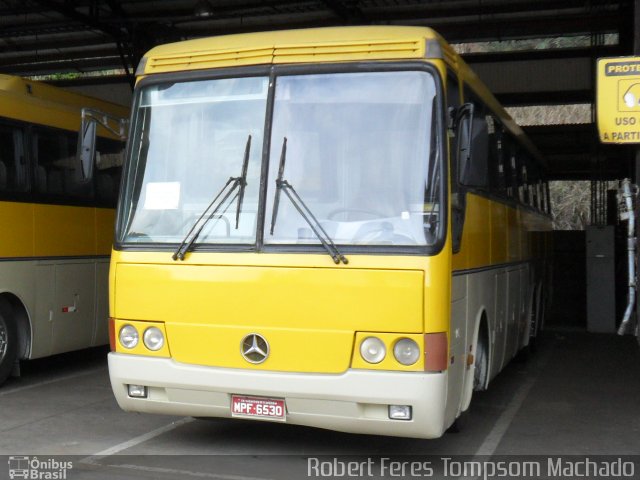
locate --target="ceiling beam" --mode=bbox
[417,14,623,42]
[321,0,365,23]
[32,0,126,40]
[0,56,124,75]
[363,0,622,21]
[0,47,119,68]
[0,33,113,53]
[463,45,622,64]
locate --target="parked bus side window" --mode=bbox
[0,123,27,194]
[32,126,93,201]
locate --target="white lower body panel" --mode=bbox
[108,353,448,439]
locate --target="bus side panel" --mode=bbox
[93,260,109,346]
[507,206,520,263]
[491,271,507,380]
[33,264,54,358]
[447,274,467,424]
[517,264,531,353]
[459,266,499,411]
[502,266,521,369]
[0,201,34,257]
[50,261,96,354]
[491,201,508,265]
[33,205,96,257]
[449,193,493,420]
[93,208,114,346]
[95,208,116,255]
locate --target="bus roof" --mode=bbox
[139,26,446,75]
[0,74,129,133]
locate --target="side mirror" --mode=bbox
[77,117,97,183]
[75,108,129,183]
[454,103,489,188]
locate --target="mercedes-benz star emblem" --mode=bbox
[240,333,269,364]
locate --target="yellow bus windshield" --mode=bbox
[118,68,442,250]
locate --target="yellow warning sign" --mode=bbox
[597,57,640,143]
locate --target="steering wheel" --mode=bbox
[327,208,387,221]
[352,222,418,245]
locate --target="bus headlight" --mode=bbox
[143,327,165,351]
[393,338,420,365]
[119,325,139,349]
[360,337,386,364]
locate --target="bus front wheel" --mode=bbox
[0,304,18,386]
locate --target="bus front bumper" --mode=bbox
[108,353,448,439]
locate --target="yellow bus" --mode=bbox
[107,26,552,438]
[0,75,128,385]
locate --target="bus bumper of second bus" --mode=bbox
[108,352,448,439]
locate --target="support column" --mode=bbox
[634,0,640,182]
[634,0,640,330]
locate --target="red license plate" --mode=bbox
[231,395,286,421]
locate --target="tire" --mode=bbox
[447,410,468,433]
[473,329,489,392]
[0,305,18,386]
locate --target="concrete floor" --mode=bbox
[0,330,639,479]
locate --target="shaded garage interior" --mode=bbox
[0,1,636,350]
[1,1,637,332]
[0,0,638,467]
[1,1,634,177]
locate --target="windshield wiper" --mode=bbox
[269,137,348,265]
[172,134,251,261]
[235,135,251,228]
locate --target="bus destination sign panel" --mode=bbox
[597,56,640,144]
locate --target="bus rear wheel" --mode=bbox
[0,305,18,386]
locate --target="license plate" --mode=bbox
[231,395,286,421]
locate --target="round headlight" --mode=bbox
[143,327,165,351]
[360,337,386,364]
[119,325,139,349]
[393,338,420,365]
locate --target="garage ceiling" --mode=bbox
[0,1,630,77]
[0,0,636,180]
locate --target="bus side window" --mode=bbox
[503,135,518,200]
[493,126,507,197]
[32,126,94,201]
[519,159,528,205]
[95,136,124,207]
[0,124,27,193]
[528,161,540,210]
[487,117,503,195]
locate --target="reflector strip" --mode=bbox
[424,332,448,371]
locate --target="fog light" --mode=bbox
[360,337,386,364]
[119,325,139,349]
[389,405,412,420]
[128,384,147,398]
[393,338,420,365]
[143,327,164,351]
